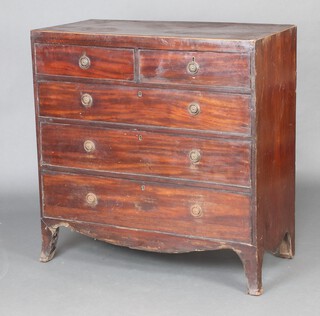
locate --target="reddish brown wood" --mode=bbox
[41,164,252,194]
[42,172,251,243]
[38,81,251,135]
[254,27,296,258]
[236,246,264,295]
[42,217,252,253]
[31,20,296,295]
[35,44,134,80]
[40,123,251,187]
[140,50,250,88]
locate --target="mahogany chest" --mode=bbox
[31,20,296,295]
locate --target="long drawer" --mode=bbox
[35,44,134,80]
[38,82,251,135]
[42,172,252,243]
[40,123,251,187]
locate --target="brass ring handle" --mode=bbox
[189,149,201,164]
[83,140,95,153]
[187,57,199,75]
[188,103,200,116]
[86,192,98,206]
[190,205,203,217]
[81,93,93,107]
[79,54,91,70]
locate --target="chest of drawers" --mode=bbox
[31,20,296,295]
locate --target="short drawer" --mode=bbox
[42,172,252,243]
[40,123,251,187]
[38,82,251,135]
[35,44,134,80]
[139,50,250,89]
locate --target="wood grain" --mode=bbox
[40,122,251,187]
[42,172,252,243]
[140,50,250,88]
[38,81,251,135]
[35,44,134,80]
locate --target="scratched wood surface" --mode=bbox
[31,19,293,53]
[42,218,256,255]
[140,50,250,88]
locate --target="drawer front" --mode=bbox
[38,82,251,135]
[140,50,250,88]
[41,123,251,187]
[42,172,252,243]
[35,44,134,80]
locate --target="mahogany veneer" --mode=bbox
[31,19,296,295]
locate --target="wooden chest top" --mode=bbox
[32,19,293,39]
[32,19,294,51]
